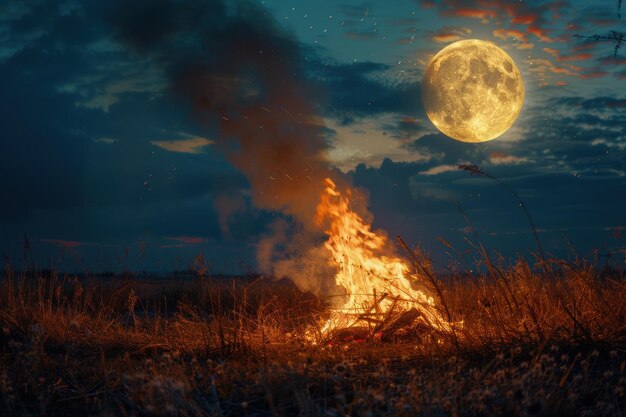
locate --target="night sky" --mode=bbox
[1,0,624,274]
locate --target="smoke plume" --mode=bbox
[103,0,347,292]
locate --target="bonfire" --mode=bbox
[313,178,455,341]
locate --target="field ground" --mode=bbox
[0,258,625,416]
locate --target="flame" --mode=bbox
[315,178,450,336]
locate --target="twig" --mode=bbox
[452,196,536,340]
[396,236,460,352]
[574,31,625,58]
[379,308,420,341]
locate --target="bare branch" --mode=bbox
[574,31,625,58]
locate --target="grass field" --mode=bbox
[0,256,625,416]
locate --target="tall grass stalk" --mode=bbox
[458,164,547,269]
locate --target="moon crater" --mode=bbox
[422,39,524,143]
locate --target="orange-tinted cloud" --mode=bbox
[572,43,596,52]
[452,8,497,23]
[42,239,83,249]
[598,56,626,65]
[386,116,423,140]
[528,26,555,43]
[419,0,437,8]
[489,152,529,165]
[529,59,578,76]
[580,71,610,79]
[543,47,559,57]
[493,28,528,42]
[557,53,593,62]
[542,47,592,62]
[421,164,458,176]
[606,99,626,108]
[538,47,609,80]
[432,33,462,43]
[165,236,208,245]
[430,26,472,43]
[427,0,565,45]
[510,14,538,25]
[151,135,213,154]
[527,58,579,86]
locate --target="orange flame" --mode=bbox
[314,178,451,336]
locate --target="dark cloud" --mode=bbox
[97,0,430,221]
[383,116,425,140]
[351,159,625,265]
[518,95,626,174]
[345,90,626,262]
[363,92,621,230]
[311,61,423,124]
[408,133,482,162]
[0,60,89,216]
[0,1,253,254]
[100,0,343,228]
[552,95,626,109]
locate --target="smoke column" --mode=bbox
[103,0,347,293]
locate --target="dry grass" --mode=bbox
[0,257,625,416]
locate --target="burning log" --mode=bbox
[328,326,372,345]
[378,308,421,342]
[325,308,425,345]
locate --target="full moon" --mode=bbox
[422,39,524,143]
